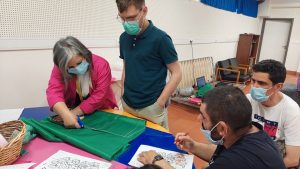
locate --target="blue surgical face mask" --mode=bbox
[122,21,141,35]
[68,60,89,75]
[250,86,272,102]
[200,122,224,145]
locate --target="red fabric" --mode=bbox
[46,54,117,114]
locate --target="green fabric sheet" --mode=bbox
[22,111,146,160]
[196,83,214,97]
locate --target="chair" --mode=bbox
[281,84,300,106]
[228,58,251,75]
[216,59,251,84]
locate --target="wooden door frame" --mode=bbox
[257,18,294,65]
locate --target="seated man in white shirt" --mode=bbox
[247,59,300,168]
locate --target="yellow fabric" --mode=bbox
[103,109,169,133]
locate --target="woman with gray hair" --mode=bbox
[46,36,117,128]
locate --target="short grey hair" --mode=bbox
[53,36,92,84]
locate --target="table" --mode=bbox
[12,107,128,168]
[4,107,190,168]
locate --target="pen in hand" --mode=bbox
[175,132,189,144]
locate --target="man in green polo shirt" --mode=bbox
[116,0,182,129]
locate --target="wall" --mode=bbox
[259,1,300,72]
[148,0,259,61]
[0,0,259,109]
[269,7,300,72]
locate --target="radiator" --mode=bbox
[176,57,215,88]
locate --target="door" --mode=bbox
[258,19,293,64]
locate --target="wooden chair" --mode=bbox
[216,59,251,84]
[228,58,251,75]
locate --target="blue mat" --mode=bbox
[20,106,55,120]
[117,128,195,168]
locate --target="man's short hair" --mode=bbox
[116,0,145,13]
[202,86,252,131]
[252,59,286,85]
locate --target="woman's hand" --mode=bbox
[174,132,195,153]
[53,102,81,128]
[70,106,84,116]
[61,111,81,128]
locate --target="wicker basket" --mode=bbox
[0,120,26,166]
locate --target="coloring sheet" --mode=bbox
[129,145,194,169]
[34,150,111,169]
[0,163,35,169]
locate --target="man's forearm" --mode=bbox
[157,65,182,106]
[192,142,217,162]
[284,145,300,168]
[157,76,181,105]
[284,156,300,168]
[121,61,125,96]
[155,159,174,169]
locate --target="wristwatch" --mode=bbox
[152,154,164,164]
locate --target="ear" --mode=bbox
[273,83,283,92]
[218,121,228,136]
[143,6,148,16]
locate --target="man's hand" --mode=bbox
[156,99,165,109]
[174,132,195,153]
[137,150,158,164]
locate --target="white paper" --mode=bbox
[34,150,111,169]
[0,163,36,169]
[0,108,24,124]
[129,145,194,169]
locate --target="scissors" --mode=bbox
[76,115,84,128]
[76,115,125,137]
[49,115,87,129]
[49,114,125,137]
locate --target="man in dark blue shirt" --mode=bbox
[116,0,182,129]
[138,86,285,169]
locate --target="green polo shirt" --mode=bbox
[119,20,178,108]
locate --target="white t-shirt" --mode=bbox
[247,93,300,146]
